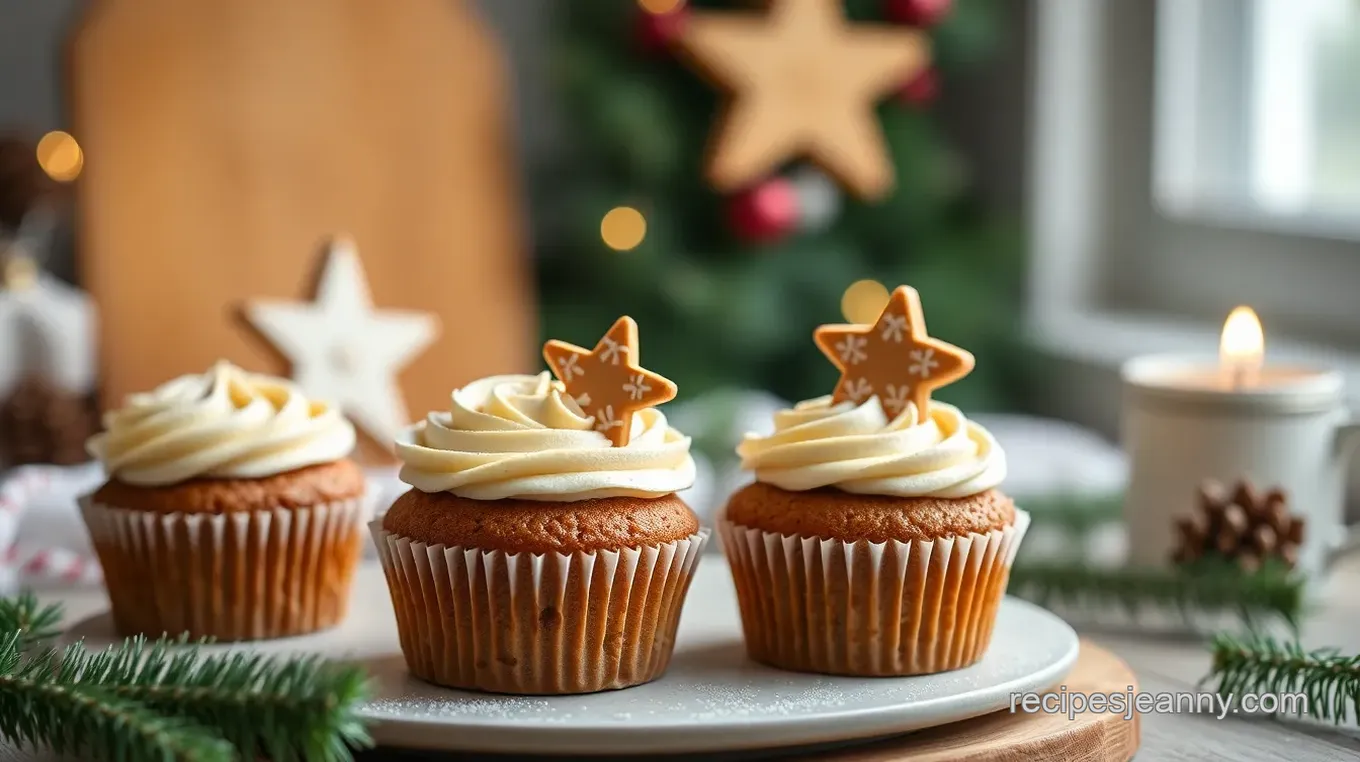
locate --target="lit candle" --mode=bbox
[1219,306,1264,391]
[1120,306,1360,591]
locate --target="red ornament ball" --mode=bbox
[728,178,800,243]
[884,0,953,27]
[898,67,939,107]
[635,5,690,54]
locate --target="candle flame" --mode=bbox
[1220,306,1264,388]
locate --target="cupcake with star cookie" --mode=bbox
[81,361,372,641]
[720,285,1029,677]
[372,316,708,695]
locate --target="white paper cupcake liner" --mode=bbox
[371,522,710,695]
[719,509,1030,676]
[79,493,374,641]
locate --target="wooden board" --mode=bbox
[68,0,535,461]
[788,639,1140,762]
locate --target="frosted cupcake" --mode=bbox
[82,361,371,640]
[720,286,1029,676]
[372,316,708,695]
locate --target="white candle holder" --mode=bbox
[1121,354,1360,589]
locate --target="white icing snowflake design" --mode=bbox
[908,348,939,378]
[574,392,592,409]
[836,335,869,365]
[841,377,873,402]
[593,404,624,433]
[880,314,908,343]
[882,383,911,415]
[557,353,585,380]
[622,373,652,401]
[598,336,627,365]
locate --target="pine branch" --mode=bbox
[0,593,62,649]
[48,636,373,762]
[1008,559,1304,628]
[1203,633,1360,724]
[0,611,373,761]
[0,632,233,761]
[1020,492,1124,534]
[87,638,373,762]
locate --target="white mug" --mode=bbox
[1121,355,1360,587]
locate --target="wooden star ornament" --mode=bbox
[543,316,677,447]
[241,237,439,451]
[813,285,973,419]
[675,0,930,200]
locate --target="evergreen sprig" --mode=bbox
[1008,559,1304,628]
[1020,492,1124,535]
[86,638,372,761]
[0,597,374,761]
[1203,633,1360,724]
[0,632,234,761]
[0,593,62,649]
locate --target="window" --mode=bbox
[1156,0,1360,232]
[1028,0,1360,358]
[1026,0,1360,431]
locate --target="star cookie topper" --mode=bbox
[543,316,678,447]
[813,285,974,419]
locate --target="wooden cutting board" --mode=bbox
[68,0,535,462]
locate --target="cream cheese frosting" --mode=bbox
[396,372,696,501]
[87,361,356,486]
[737,395,1006,498]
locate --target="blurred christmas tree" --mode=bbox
[533,0,1027,411]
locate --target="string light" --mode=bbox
[840,279,890,324]
[36,131,83,182]
[638,0,685,14]
[601,206,647,251]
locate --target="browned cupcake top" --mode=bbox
[382,490,700,554]
[724,482,1015,543]
[91,459,367,514]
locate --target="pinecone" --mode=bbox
[1171,479,1305,572]
[0,376,98,466]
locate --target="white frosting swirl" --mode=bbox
[396,372,695,501]
[87,361,356,486]
[737,396,1006,498]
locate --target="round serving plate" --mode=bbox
[65,561,1078,756]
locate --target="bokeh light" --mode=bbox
[840,279,890,324]
[36,131,83,182]
[638,0,685,14]
[601,206,647,251]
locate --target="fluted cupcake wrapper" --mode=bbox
[719,509,1030,677]
[370,522,710,695]
[78,494,373,641]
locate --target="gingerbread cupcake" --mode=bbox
[720,285,1029,677]
[372,316,708,695]
[81,361,371,640]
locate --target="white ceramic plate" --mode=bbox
[66,561,1078,755]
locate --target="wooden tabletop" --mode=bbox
[11,557,1360,761]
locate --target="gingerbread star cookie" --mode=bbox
[813,285,973,419]
[543,316,678,446]
[675,0,930,199]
